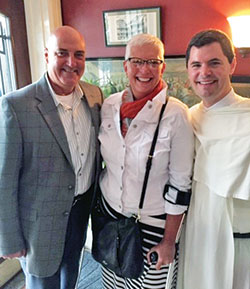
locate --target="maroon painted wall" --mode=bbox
[61,0,250,75]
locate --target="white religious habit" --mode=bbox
[177,90,250,289]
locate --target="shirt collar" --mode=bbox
[204,88,238,111]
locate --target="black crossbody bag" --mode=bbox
[91,99,168,279]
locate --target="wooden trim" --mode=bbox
[0,0,32,88]
[0,259,21,287]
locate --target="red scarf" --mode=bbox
[120,80,163,137]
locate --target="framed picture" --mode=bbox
[83,57,250,103]
[83,56,201,107]
[103,7,161,47]
[232,75,250,99]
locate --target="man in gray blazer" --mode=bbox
[0,26,103,289]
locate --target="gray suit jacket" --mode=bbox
[0,74,103,277]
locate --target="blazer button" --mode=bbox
[68,185,73,190]
[63,211,70,216]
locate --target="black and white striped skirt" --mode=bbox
[100,197,178,289]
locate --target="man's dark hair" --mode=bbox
[186,29,235,67]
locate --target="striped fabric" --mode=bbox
[100,198,178,289]
[47,77,95,195]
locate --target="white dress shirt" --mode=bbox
[46,75,95,195]
[99,87,194,217]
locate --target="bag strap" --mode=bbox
[139,97,169,209]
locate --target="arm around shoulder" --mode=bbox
[80,81,104,108]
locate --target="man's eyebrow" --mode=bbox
[56,49,85,55]
[190,58,222,65]
[208,58,222,62]
[57,48,68,51]
[75,50,85,54]
[190,61,200,65]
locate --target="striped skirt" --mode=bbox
[100,198,178,289]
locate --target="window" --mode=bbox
[0,12,16,96]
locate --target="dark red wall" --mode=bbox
[61,0,250,75]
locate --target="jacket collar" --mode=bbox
[105,86,168,106]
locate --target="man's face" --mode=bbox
[45,31,86,95]
[187,42,236,107]
[123,44,165,100]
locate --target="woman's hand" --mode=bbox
[147,213,184,270]
[2,249,26,259]
[147,240,176,270]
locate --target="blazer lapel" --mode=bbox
[35,76,73,168]
[79,81,102,137]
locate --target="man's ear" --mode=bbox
[230,57,237,75]
[44,47,49,64]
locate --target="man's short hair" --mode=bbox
[186,29,235,67]
[125,33,165,60]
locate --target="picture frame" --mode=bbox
[83,56,200,106]
[232,75,250,98]
[103,7,161,47]
[82,57,250,105]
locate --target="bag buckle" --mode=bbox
[132,209,141,223]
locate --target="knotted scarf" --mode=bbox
[120,80,164,137]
